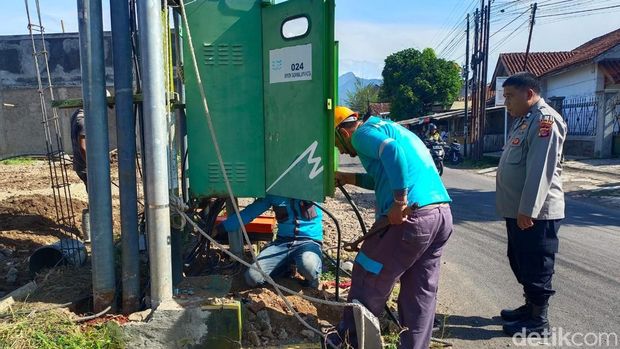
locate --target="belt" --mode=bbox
[342,203,449,253]
[415,202,450,212]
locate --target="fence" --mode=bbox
[610,93,620,156]
[562,96,599,136]
[611,94,620,136]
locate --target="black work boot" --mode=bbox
[500,299,531,322]
[503,304,550,336]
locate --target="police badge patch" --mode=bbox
[538,119,553,137]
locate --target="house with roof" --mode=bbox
[368,102,391,119]
[492,28,620,157]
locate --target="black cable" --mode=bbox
[313,203,342,301]
[184,198,225,266]
[538,3,620,17]
[490,7,531,38]
[338,185,367,236]
[322,251,402,329]
[180,148,189,203]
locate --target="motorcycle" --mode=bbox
[445,140,463,165]
[425,140,445,176]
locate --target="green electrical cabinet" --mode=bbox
[184,0,336,202]
[183,0,266,198]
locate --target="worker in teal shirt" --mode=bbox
[216,195,323,288]
[330,106,453,349]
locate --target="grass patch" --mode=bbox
[0,307,125,349]
[0,157,37,166]
[320,268,337,282]
[383,331,400,349]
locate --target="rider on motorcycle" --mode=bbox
[427,123,441,142]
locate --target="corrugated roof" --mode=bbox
[498,52,575,77]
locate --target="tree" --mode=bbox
[346,78,380,116]
[380,48,462,121]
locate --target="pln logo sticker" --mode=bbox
[271,59,283,71]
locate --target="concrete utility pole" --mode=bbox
[523,3,538,71]
[138,0,173,308]
[479,0,491,160]
[464,13,470,158]
[476,2,485,160]
[471,8,480,159]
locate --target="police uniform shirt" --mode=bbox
[496,98,567,220]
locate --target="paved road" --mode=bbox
[338,155,620,347]
[437,167,620,348]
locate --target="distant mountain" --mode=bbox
[338,72,382,106]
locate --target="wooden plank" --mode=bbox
[0,281,37,313]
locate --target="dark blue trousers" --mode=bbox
[505,218,561,306]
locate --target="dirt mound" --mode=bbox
[239,283,343,347]
[0,194,87,237]
[0,194,88,295]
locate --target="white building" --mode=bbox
[491,28,620,158]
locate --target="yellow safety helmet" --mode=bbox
[334,106,359,129]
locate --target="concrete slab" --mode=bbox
[124,276,241,349]
[124,300,210,349]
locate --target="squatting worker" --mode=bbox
[215,195,323,288]
[496,72,566,337]
[70,107,87,189]
[329,106,453,349]
[70,90,113,190]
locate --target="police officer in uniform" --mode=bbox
[496,72,567,336]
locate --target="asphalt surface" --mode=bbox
[338,155,620,348]
[437,167,620,348]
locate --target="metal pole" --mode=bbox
[471,9,480,160]
[480,1,491,159]
[171,9,187,287]
[77,0,116,313]
[523,3,538,71]
[476,3,486,160]
[226,199,244,257]
[110,0,140,314]
[464,13,470,158]
[172,12,189,203]
[138,0,173,308]
[165,7,183,288]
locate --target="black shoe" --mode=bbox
[503,304,550,336]
[500,301,531,322]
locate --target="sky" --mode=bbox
[5,0,620,81]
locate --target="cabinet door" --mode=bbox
[262,0,336,202]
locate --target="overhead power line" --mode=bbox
[538,3,620,17]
